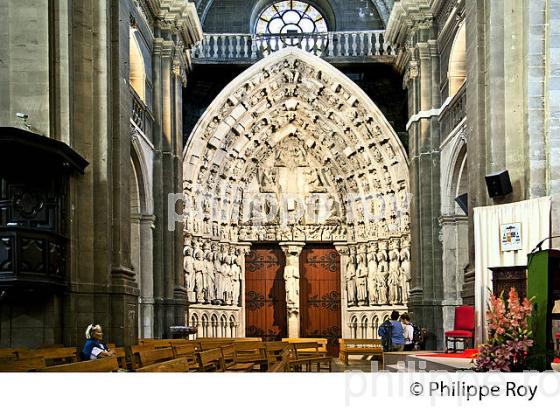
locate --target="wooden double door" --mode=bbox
[245,244,341,355]
[245,245,287,341]
[299,245,342,356]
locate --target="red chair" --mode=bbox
[445,305,475,353]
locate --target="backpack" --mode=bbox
[412,323,421,344]
[379,320,393,352]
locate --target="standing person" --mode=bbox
[80,324,115,360]
[401,313,415,351]
[378,310,405,352]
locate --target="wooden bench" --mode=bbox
[0,356,46,372]
[266,346,290,372]
[282,338,328,355]
[220,345,254,372]
[0,348,27,360]
[18,347,78,365]
[232,341,267,370]
[172,344,200,370]
[338,338,383,366]
[38,356,119,372]
[196,348,225,372]
[135,357,191,372]
[135,347,174,369]
[292,342,332,372]
[107,344,127,369]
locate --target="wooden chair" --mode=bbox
[39,356,119,372]
[135,357,191,372]
[0,356,46,372]
[196,348,225,372]
[445,305,475,352]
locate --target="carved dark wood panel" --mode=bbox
[300,245,341,357]
[245,245,287,341]
[490,266,527,300]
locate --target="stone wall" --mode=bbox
[0,0,202,348]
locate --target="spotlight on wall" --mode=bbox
[455,193,468,215]
[485,170,513,198]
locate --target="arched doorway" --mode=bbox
[182,48,410,341]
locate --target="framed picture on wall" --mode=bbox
[500,222,523,252]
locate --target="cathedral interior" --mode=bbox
[1,0,559,357]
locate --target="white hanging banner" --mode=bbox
[474,196,551,343]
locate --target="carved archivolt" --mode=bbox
[182,48,410,307]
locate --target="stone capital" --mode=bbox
[279,242,305,256]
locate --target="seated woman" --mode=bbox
[80,324,115,360]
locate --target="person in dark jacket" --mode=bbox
[80,324,115,360]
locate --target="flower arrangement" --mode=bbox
[474,288,534,371]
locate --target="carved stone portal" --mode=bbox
[182,49,411,337]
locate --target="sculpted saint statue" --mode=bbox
[193,249,206,304]
[231,255,242,307]
[284,252,300,311]
[355,254,368,306]
[183,246,195,302]
[400,247,411,304]
[388,249,401,305]
[204,250,216,302]
[345,250,357,307]
[366,250,378,305]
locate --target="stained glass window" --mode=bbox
[256,1,328,36]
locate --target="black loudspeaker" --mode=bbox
[455,193,468,214]
[485,170,513,198]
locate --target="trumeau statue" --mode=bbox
[284,252,300,312]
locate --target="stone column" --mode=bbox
[139,215,155,338]
[279,242,305,338]
[334,242,349,337]
[236,242,252,337]
[405,25,444,350]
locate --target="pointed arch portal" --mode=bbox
[183,48,411,340]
